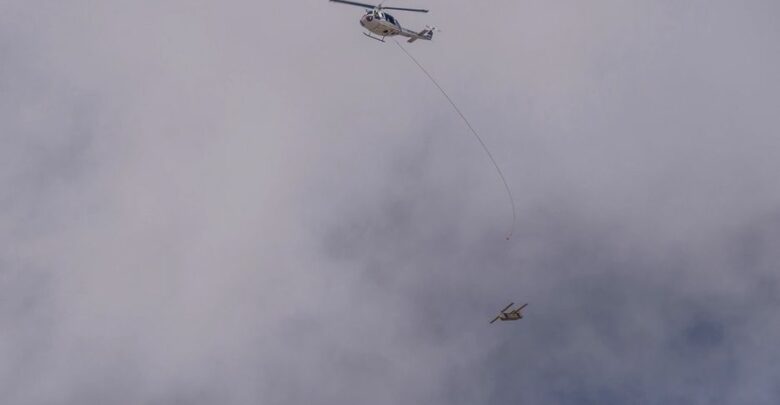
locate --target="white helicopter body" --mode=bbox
[330,0,435,43]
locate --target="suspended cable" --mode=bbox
[393,39,516,240]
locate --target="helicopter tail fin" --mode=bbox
[407,27,434,43]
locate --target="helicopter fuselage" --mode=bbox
[330,1,432,42]
[500,312,523,321]
[359,12,402,37]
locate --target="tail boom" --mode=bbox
[403,27,434,43]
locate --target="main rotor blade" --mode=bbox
[490,316,500,324]
[509,303,528,314]
[501,302,515,313]
[329,0,378,9]
[382,6,429,13]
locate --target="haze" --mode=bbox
[2,1,779,403]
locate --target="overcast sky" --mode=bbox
[2,0,780,403]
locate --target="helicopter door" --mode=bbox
[384,13,397,26]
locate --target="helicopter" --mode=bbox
[329,0,436,43]
[490,302,528,324]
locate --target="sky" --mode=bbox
[2,0,780,403]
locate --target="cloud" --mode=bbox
[1,0,779,403]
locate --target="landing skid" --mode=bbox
[363,32,385,42]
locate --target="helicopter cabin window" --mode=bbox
[385,14,396,24]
